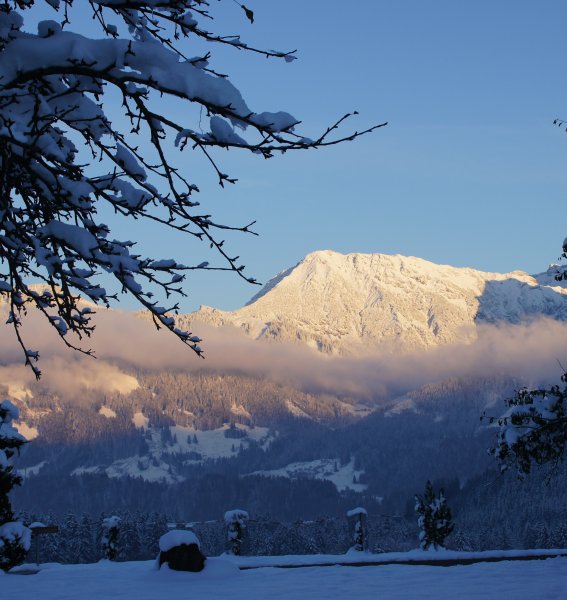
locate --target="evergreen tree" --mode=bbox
[414,480,454,550]
[449,529,474,552]
[140,513,168,558]
[487,375,567,475]
[101,516,121,561]
[0,400,30,571]
[78,514,96,563]
[41,513,61,563]
[62,512,81,563]
[346,507,367,552]
[119,515,142,561]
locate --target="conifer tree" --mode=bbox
[0,399,30,571]
[414,480,454,550]
[488,374,567,475]
[346,507,367,552]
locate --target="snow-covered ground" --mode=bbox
[4,553,567,600]
[166,423,272,461]
[19,460,47,479]
[13,420,39,440]
[248,457,367,493]
[72,423,273,483]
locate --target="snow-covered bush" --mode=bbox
[0,1,384,377]
[346,507,367,552]
[101,515,121,561]
[486,375,567,475]
[158,529,205,572]
[224,508,248,556]
[0,521,31,570]
[414,481,454,551]
[0,399,30,570]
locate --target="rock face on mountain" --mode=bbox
[185,251,567,355]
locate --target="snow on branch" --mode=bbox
[0,1,386,377]
[485,374,567,476]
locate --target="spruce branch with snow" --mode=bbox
[0,399,31,571]
[0,1,386,378]
[486,374,567,475]
[414,481,454,551]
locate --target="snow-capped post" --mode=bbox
[346,507,367,553]
[157,530,206,572]
[0,399,31,571]
[414,481,454,551]
[101,515,122,561]
[224,509,249,556]
[0,2,386,379]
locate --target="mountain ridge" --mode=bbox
[183,250,567,355]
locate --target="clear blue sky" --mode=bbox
[26,1,567,311]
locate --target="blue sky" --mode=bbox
[26,1,567,311]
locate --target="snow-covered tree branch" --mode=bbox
[487,375,567,475]
[0,0,386,377]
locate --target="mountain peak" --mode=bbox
[190,250,567,355]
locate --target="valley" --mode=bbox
[3,250,567,552]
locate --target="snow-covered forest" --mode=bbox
[7,372,567,555]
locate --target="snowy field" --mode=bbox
[248,457,367,493]
[3,555,567,600]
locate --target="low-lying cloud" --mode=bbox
[1,304,567,402]
[0,358,139,399]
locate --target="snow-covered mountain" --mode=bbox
[185,250,567,354]
[7,250,567,521]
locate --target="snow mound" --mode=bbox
[159,530,200,552]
